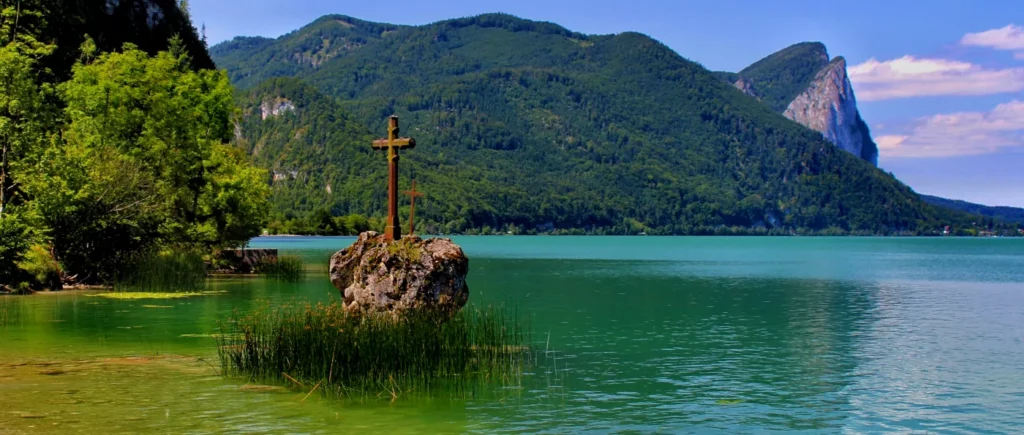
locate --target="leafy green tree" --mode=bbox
[0,1,58,286]
[0,0,55,218]
[31,42,270,279]
[0,211,32,285]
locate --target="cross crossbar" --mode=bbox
[372,137,416,149]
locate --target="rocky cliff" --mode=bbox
[727,43,879,166]
[782,57,879,165]
[733,78,759,98]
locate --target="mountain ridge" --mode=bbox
[211,13,1012,235]
[920,195,1024,225]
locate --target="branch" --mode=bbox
[12,0,20,44]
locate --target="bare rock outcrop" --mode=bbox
[329,232,469,317]
[783,57,879,165]
[733,78,759,98]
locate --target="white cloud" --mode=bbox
[848,56,1024,101]
[879,100,1024,158]
[961,24,1024,51]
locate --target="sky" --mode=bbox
[191,0,1024,207]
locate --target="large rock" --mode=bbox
[329,232,469,317]
[214,248,278,273]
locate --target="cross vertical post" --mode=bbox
[372,115,416,241]
[404,179,425,237]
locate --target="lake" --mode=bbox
[1,237,1022,433]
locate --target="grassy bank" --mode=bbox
[217,302,530,399]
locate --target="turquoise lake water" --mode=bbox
[1,236,1022,433]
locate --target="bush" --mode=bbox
[0,213,37,288]
[17,245,63,291]
[0,214,33,287]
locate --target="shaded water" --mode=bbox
[1,237,1023,433]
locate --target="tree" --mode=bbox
[0,0,55,218]
[38,42,270,279]
[0,1,57,287]
[178,0,191,20]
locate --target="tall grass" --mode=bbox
[254,254,304,282]
[217,302,530,399]
[0,296,11,326]
[114,251,207,292]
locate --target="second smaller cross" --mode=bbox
[403,179,425,237]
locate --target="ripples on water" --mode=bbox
[1,237,1022,433]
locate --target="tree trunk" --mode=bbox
[1,141,8,218]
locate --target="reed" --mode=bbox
[254,254,304,282]
[217,302,530,399]
[0,297,11,326]
[113,251,207,292]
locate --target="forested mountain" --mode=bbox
[214,14,1011,235]
[920,195,1024,225]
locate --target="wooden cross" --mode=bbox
[403,179,425,237]
[372,115,416,241]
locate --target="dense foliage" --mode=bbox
[0,1,269,289]
[215,14,1006,236]
[5,0,212,82]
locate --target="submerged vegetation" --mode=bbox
[217,302,530,399]
[88,291,226,300]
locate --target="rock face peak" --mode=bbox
[782,57,878,165]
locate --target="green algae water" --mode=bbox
[2,237,1023,433]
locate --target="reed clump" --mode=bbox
[114,251,207,292]
[0,297,14,326]
[254,254,304,281]
[217,302,529,399]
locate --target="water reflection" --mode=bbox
[464,258,887,432]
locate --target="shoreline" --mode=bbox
[253,233,1021,238]
[1,273,268,296]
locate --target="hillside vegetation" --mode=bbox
[215,14,1014,236]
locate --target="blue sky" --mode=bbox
[192,0,1024,207]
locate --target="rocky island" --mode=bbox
[329,232,469,317]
